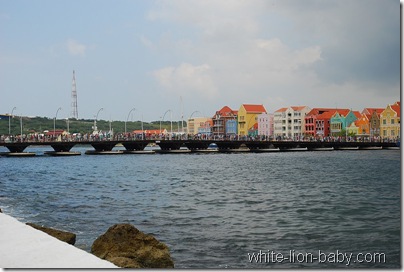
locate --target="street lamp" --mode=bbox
[94,108,104,133]
[9,106,16,136]
[54,107,62,141]
[125,108,136,135]
[162,109,172,140]
[189,110,203,136]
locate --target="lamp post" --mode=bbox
[94,108,104,133]
[125,108,136,135]
[162,109,172,140]
[189,110,203,137]
[20,114,23,141]
[9,106,16,136]
[54,107,62,141]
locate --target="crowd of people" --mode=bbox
[0,131,399,143]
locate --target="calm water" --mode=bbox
[0,146,400,268]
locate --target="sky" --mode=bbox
[0,0,400,122]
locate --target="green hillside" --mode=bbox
[0,116,187,135]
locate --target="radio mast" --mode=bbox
[71,70,78,119]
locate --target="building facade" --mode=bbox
[274,106,311,139]
[257,113,274,138]
[237,104,267,136]
[187,117,212,135]
[380,102,400,139]
[212,106,238,136]
[330,110,360,136]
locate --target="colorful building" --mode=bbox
[226,119,238,135]
[212,106,238,136]
[257,113,274,137]
[330,110,360,136]
[305,108,349,137]
[315,109,349,137]
[198,119,213,136]
[237,104,267,136]
[355,113,370,136]
[187,117,212,135]
[273,106,311,139]
[362,108,385,137]
[380,101,400,139]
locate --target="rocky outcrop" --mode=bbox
[26,223,76,245]
[91,223,174,268]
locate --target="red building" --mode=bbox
[212,106,238,136]
[304,108,349,137]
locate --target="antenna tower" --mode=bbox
[71,70,78,119]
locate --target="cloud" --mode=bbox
[146,0,399,113]
[153,63,217,99]
[66,39,86,56]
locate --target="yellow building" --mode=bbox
[237,104,267,136]
[380,101,400,139]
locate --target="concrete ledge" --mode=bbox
[0,212,117,268]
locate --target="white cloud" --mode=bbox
[153,63,217,99]
[146,0,399,114]
[66,39,86,56]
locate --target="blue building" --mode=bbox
[226,119,237,135]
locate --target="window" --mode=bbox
[382,119,386,125]
[391,119,395,125]
[391,130,395,136]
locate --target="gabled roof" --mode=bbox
[362,108,384,116]
[307,108,349,117]
[291,106,308,111]
[274,107,288,113]
[352,111,361,118]
[242,104,267,113]
[391,104,401,118]
[216,106,238,116]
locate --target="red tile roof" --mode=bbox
[242,104,267,113]
[291,106,307,111]
[275,107,288,113]
[216,106,238,116]
[391,104,401,117]
[362,108,384,115]
[352,111,361,118]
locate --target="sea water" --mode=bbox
[0,147,400,268]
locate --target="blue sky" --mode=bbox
[0,0,400,122]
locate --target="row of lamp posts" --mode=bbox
[7,106,178,141]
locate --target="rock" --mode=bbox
[0,208,2,213]
[91,223,174,268]
[26,223,76,245]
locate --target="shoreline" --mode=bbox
[0,211,117,268]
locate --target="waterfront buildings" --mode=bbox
[305,108,349,137]
[380,101,400,139]
[273,106,311,139]
[237,104,267,136]
[329,110,361,136]
[362,108,384,137]
[212,106,238,136]
[257,113,274,138]
[198,119,213,137]
[187,117,212,135]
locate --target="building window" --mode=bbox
[382,119,386,125]
[391,119,395,125]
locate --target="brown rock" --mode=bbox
[91,223,174,268]
[26,223,76,245]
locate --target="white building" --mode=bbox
[274,106,311,139]
[257,113,274,138]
